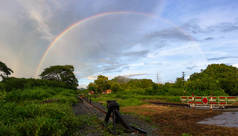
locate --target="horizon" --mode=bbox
[1,0,238,88]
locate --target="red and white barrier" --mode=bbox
[180,96,237,109]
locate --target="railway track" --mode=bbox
[79,96,147,135]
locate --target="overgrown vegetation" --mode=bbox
[88,64,237,96]
[0,69,93,136]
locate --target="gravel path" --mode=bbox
[72,97,158,136]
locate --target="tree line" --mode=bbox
[88,64,238,96]
[0,61,78,90]
[1,60,238,96]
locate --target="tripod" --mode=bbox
[104,100,132,135]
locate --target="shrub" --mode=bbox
[1,77,74,92]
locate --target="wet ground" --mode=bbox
[198,112,238,128]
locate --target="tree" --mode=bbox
[0,61,13,80]
[110,82,122,92]
[94,75,110,93]
[126,79,154,89]
[187,64,238,95]
[40,65,78,89]
[88,82,97,92]
[175,77,184,88]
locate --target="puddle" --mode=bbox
[198,112,238,127]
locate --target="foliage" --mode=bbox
[0,61,13,80]
[126,79,155,89]
[0,77,74,91]
[110,82,122,92]
[0,87,91,136]
[88,82,97,92]
[87,64,236,96]
[40,65,78,89]
[87,75,111,93]
[186,64,238,95]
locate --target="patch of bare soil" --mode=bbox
[121,104,238,136]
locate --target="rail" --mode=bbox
[79,95,147,135]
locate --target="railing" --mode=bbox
[181,96,238,109]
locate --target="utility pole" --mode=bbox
[182,72,185,95]
[157,72,160,84]
[182,72,185,81]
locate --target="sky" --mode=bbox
[0,0,238,88]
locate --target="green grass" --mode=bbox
[0,87,93,136]
[91,92,181,107]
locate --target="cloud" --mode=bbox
[207,56,238,61]
[145,27,192,41]
[123,50,149,57]
[186,66,198,70]
[204,37,214,41]
[121,73,147,77]
[1,0,238,86]
[18,0,57,41]
[232,64,238,68]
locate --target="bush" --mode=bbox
[166,88,185,96]
[0,87,91,136]
[1,77,75,92]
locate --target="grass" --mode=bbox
[92,92,180,107]
[0,87,94,136]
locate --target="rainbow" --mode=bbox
[35,11,205,77]
[35,11,157,77]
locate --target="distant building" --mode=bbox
[102,89,112,94]
[88,91,94,95]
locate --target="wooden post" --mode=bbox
[210,97,213,110]
[192,94,195,108]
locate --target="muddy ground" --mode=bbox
[121,103,238,136]
[73,97,238,136]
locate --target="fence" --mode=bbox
[181,96,238,109]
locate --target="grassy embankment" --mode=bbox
[0,87,98,136]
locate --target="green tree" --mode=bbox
[126,79,154,89]
[187,64,238,95]
[0,61,13,80]
[40,65,78,89]
[94,75,110,93]
[110,82,122,92]
[175,77,184,88]
[88,82,97,92]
